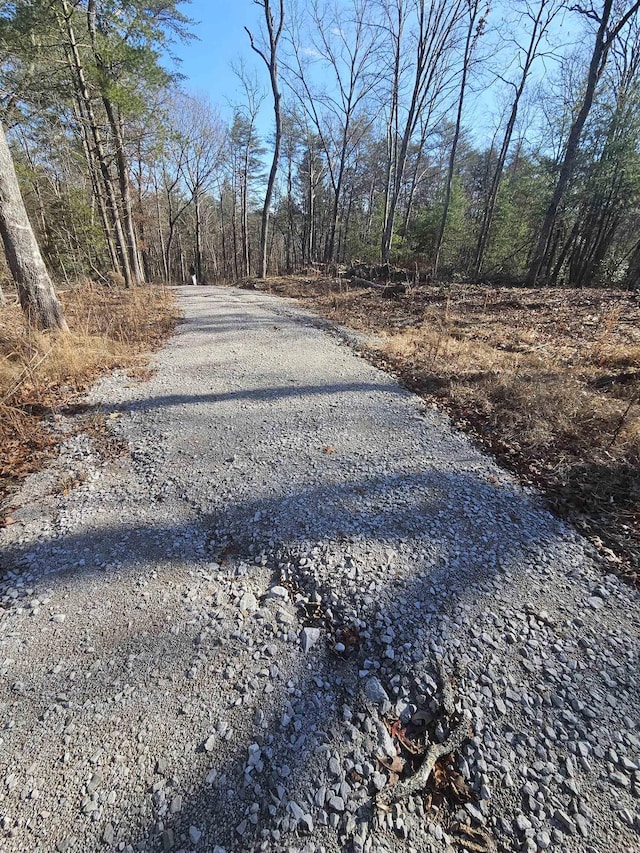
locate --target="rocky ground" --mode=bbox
[0,286,638,853]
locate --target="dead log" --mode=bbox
[381,283,406,297]
[350,276,377,289]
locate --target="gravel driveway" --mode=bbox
[1,286,638,853]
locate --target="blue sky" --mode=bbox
[170,1,264,118]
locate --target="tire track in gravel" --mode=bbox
[1,286,638,853]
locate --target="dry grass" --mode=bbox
[258,276,640,585]
[0,281,179,504]
[381,323,639,455]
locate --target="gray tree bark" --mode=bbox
[70,96,120,273]
[246,0,285,279]
[527,0,640,286]
[0,121,68,331]
[474,0,560,276]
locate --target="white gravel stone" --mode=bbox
[267,586,289,600]
[365,676,391,712]
[238,592,258,613]
[300,626,321,652]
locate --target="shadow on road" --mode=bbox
[2,466,620,853]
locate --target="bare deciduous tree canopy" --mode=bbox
[2,0,640,293]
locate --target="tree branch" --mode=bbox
[244,26,269,67]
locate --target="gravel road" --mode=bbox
[1,286,639,853]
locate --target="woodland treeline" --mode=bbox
[3,0,640,307]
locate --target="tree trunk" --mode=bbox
[165,224,175,284]
[307,155,316,264]
[177,231,186,284]
[59,0,133,288]
[231,187,240,281]
[219,192,228,280]
[0,121,68,330]
[526,0,640,286]
[247,0,284,279]
[194,191,203,283]
[70,80,120,272]
[285,158,293,272]
[104,103,143,283]
[241,166,250,276]
[153,172,168,281]
[325,124,350,264]
[435,0,482,277]
[341,189,354,263]
[133,150,152,281]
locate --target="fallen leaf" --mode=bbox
[379,755,405,773]
[450,772,471,800]
[386,771,400,787]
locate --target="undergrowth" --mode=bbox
[0,280,179,504]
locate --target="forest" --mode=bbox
[3,0,640,317]
[1,10,640,851]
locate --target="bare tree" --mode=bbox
[284,0,383,263]
[246,0,285,279]
[0,120,67,330]
[474,0,563,276]
[380,0,466,264]
[229,67,265,277]
[527,0,640,285]
[310,0,382,262]
[178,94,226,283]
[159,128,191,282]
[434,0,487,276]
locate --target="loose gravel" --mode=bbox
[1,285,638,853]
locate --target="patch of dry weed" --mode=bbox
[0,282,179,505]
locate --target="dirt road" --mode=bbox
[1,287,638,853]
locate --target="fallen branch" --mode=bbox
[453,822,498,853]
[609,396,637,447]
[349,277,407,297]
[376,658,470,807]
[376,710,471,806]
